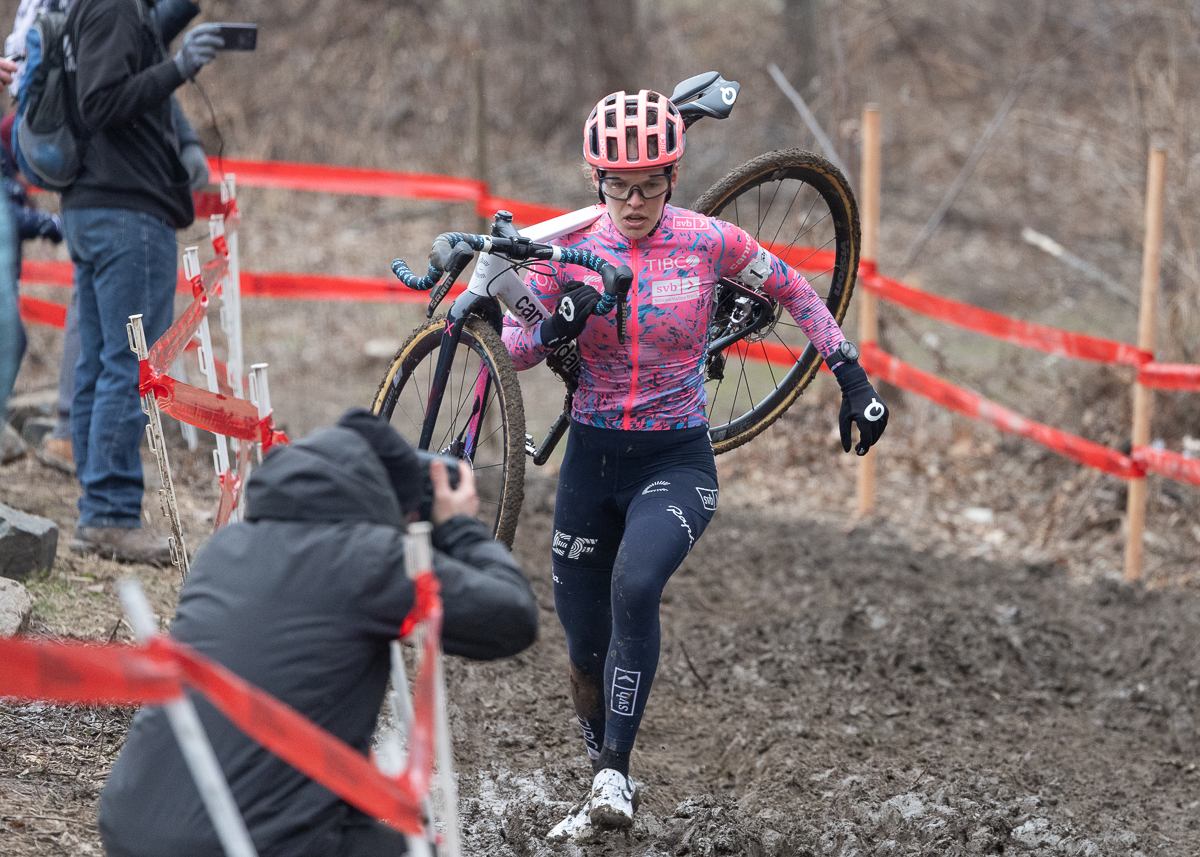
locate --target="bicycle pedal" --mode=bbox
[525,434,537,455]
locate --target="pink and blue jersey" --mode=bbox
[502,204,846,431]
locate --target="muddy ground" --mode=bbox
[3,354,1199,856]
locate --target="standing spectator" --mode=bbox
[61,0,224,563]
[0,99,207,475]
[0,56,22,432]
[0,112,67,466]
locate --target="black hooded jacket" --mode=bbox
[97,426,537,857]
[62,0,198,227]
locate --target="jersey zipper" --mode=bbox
[621,241,641,430]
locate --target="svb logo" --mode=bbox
[696,487,718,511]
[610,668,641,716]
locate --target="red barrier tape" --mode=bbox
[211,156,484,203]
[161,636,428,834]
[859,263,1152,367]
[1138,362,1200,393]
[1131,446,1200,488]
[138,364,289,451]
[860,342,1144,480]
[0,637,182,706]
[476,195,567,226]
[0,624,445,837]
[17,295,67,328]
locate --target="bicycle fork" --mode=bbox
[417,315,495,464]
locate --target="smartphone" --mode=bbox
[214,23,257,51]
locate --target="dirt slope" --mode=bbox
[3,464,1199,856]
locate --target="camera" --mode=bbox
[413,449,462,521]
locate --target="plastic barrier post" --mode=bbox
[406,521,460,857]
[856,105,882,517]
[1124,148,1167,582]
[127,314,190,577]
[218,178,245,399]
[118,581,259,857]
[247,364,272,466]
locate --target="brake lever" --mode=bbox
[426,243,476,318]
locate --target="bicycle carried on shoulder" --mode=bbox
[372,72,861,547]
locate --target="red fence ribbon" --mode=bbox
[1131,446,1200,487]
[138,362,286,449]
[17,295,67,328]
[0,637,183,706]
[1138,362,1200,392]
[860,342,1144,480]
[211,156,485,203]
[148,295,208,376]
[0,628,446,837]
[159,637,427,835]
[859,263,1152,367]
[399,572,441,640]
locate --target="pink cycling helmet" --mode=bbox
[583,89,685,170]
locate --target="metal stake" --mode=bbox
[127,314,190,577]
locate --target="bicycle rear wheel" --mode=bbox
[693,148,860,454]
[372,316,526,548]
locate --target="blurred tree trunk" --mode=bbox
[581,0,645,94]
[783,0,818,91]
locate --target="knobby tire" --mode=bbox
[372,316,526,548]
[693,148,860,454]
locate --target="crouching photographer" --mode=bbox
[98,408,538,857]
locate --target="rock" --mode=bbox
[1,422,28,463]
[0,577,33,636]
[0,503,58,581]
[21,415,57,449]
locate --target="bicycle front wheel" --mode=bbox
[372,316,526,548]
[693,148,860,454]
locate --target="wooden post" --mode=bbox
[472,54,489,234]
[1124,148,1167,581]
[856,106,881,517]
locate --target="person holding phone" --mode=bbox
[99,408,538,857]
[58,0,230,563]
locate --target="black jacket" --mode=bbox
[61,0,197,227]
[97,427,538,857]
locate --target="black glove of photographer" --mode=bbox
[174,23,224,80]
[833,361,889,455]
[538,282,602,348]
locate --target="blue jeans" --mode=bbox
[0,200,18,425]
[63,209,176,528]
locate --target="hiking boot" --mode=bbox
[37,437,75,475]
[70,527,172,566]
[547,802,599,844]
[588,768,636,830]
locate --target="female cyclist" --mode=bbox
[502,89,889,842]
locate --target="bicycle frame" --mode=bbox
[418,206,602,462]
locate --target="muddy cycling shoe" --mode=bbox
[70,527,172,566]
[588,768,637,829]
[547,802,599,844]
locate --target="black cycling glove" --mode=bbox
[538,282,602,348]
[833,362,889,455]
